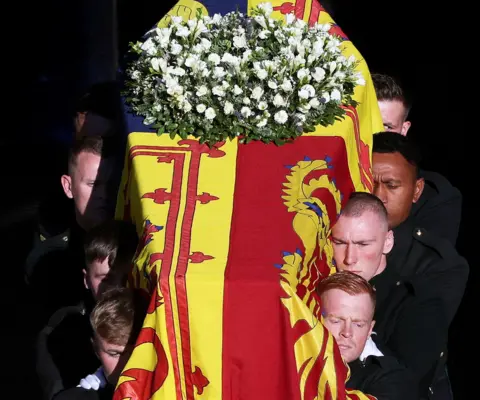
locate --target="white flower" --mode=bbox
[331,89,341,101]
[233,85,243,95]
[295,113,306,122]
[273,94,286,107]
[224,101,234,115]
[309,98,320,109]
[312,67,326,82]
[233,35,247,49]
[185,56,198,68]
[300,84,315,98]
[281,79,293,92]
[176,26,190,38]
[195,85,208,97]
[329,61,337,73]
[241,107,252,118]
[257,118,268,127]
[251,87,264,101]
[212,86,226,97]
[213,67,226,79]
[208,53,221,65]
[200,38,211,51]
[355,73,365,86]
[274,110,288,124]
[254,16,267,29]
[285,13,295,25]
[141,38,157,55]
[257,101,268,110]
[258,2,274,15]
[126,4,364,146]
[170,16,183,25]
[297,68,310,81]
[256,69,268,80]
[170,67,186,76]
[205,107,216,120]
[170,42,183,55]
[258,30,270,39]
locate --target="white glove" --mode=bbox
[77,367,107,391]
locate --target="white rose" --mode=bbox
[257,118,268,127]
[208,53,221,65]
[183,101,192,112]
[196,104,206,113]
[241,107,252,118]
[196,86,208,97]
[175,26,190,38]
[297,68,310,81]
[312,67,326,82]
[273,94,286,107]
[251,87,264,101]
[243,97,251,105]
[200,38,211,51]
[170,42,183,55]
[309,98,320,109]
[268,80,277,89]
[274,110,288,124]
[281,79,293,92]
[233,35,247,49]
[331,89,341,101]
[256,69,268,80]
[213,67,226,79]
[212,86,226,97]
[205,107,216,120]
[233,85,243,95]
[224,101,234,115]
[257,101,268,111]
[258,30,270,40]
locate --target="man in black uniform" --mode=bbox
[318,271,414,399]
[25,136,117,323]
[371,75,461,246]
[331,192,468,399]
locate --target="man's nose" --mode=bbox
[340,322,353,338]
[344,244,357,266]
[373,183,387,204]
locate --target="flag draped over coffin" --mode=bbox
[114,1,384,399]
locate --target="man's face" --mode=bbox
[378,100,411,136]
[61,151,114,230]
[332,211,393,281]
[84,258,110,300]
[372,152,424,229]
[321,289,375,363]
[93,334,133,385]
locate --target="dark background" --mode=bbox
[1,0,473,398]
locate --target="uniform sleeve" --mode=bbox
[386,283,449,387]
[364,359,418,400]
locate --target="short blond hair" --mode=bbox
[90,287,147,346]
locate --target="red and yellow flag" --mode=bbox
[114,1,383,399]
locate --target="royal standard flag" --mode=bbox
[114,1,383,399]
